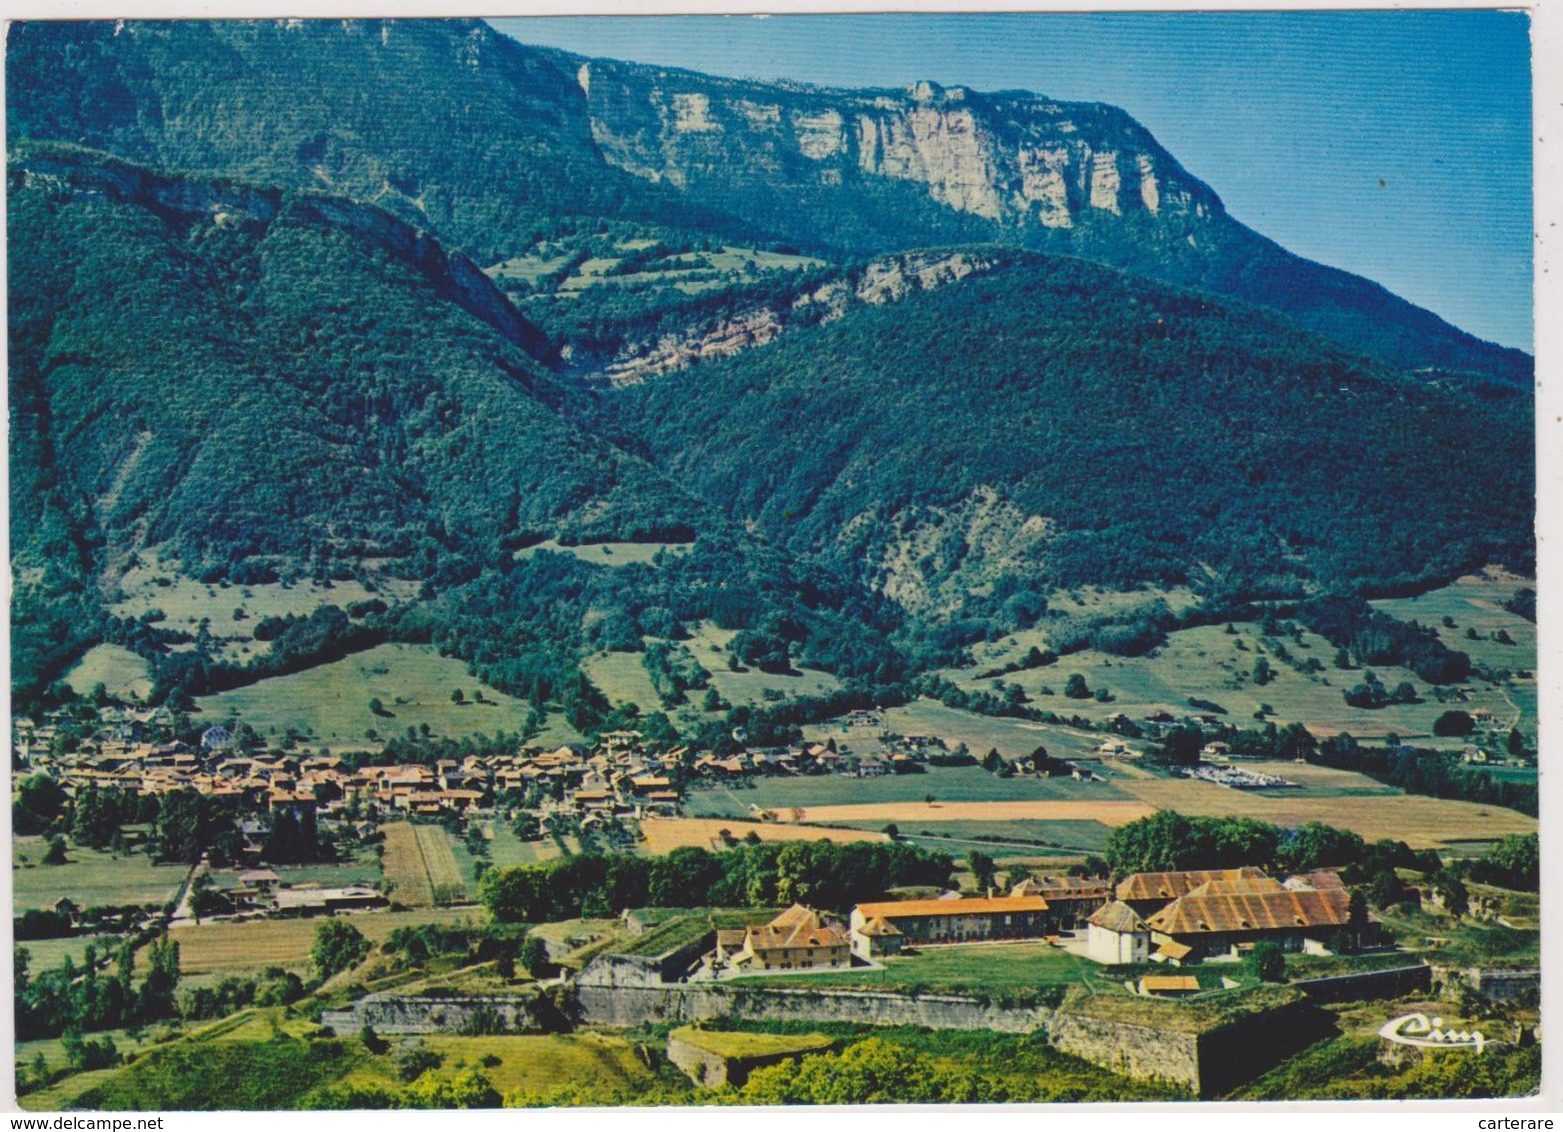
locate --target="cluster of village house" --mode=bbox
[16,724,690,820]
[15,713,996,831]
[704,867,1366,979]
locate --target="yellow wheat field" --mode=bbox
[637,817,888,854]
[788,800,1157,826]
[1118,778,1535,848]
[381,821,436,907]
[414,822,467,900]
[166,907,484,976]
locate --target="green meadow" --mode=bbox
[13,838,187,912]
[806,699,1117,763]
[109,548,415,665]
[944,619,1520,746]
[63,644,154,701]
[685,763,1125,821]
[513,539,692,567]
[194,644,530,746]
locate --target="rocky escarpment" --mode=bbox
[572,63,1219,237]
[585,249,1008,386]
[547,45,1530,388]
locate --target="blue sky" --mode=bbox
[492,11,1533,353]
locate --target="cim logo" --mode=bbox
[1378,1012,1489,1054]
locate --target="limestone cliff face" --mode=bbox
[573,63,1219,236]
[585,249,1003,386]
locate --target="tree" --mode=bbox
[403,1068,500,1108]
[1433,870,1469,918]
[1064,674,1091,699]
[1250,940,1285,983]
[397,1045,444,1082]
[1432,710,1475,738]
[1275,722,1318,762]
[137,934,180,1022]
[1276,821,1365,873]
[43,835,68,865]
[451,688,465,704]
[368,697,386,716]
[1474,833,1539,891]
[981,748,1004,773]
[1107,811,1279,875]
[1368,869,1405,910]
[519,936,549,977]
[360,1023,389,1054]
[1252,656,1274,686]
[14,774,66,836]
[966,850,997,893]
[312,918,370,980]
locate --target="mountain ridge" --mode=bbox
[5,17,1531,386]
[541,37,1531,387]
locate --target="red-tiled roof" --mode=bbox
[855,895,1049,919]
[1146,887,1352,936]
[1116,867,1268,903]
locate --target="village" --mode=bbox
[12,688,1542,1105]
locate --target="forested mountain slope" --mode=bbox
[619,253,1533,615]
[9,143,700,579]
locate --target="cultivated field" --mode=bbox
[804,699,1115,762]
[687,762,1127,820]
[16,934,120,972]
[1117,777,1535,848]
[415,823,467,902]
[13,838,187,912]
[830,818,1117,855]
[162,906,485,979]
[195,643,530,746]
[208,851,382,893]
[1221,760,1402,797]
[779,800,1155,827]
[63,644,154,701]
[637,817,888,854]
[381,821,467,907]
[487,823,561,868]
